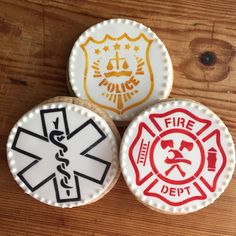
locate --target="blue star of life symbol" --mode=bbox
[11,107,111,203]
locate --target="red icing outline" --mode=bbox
[128,122,155,185]
[128,108,227,207]
[200,129,227,192]
[149,108,211,135]
[143,179,207,206]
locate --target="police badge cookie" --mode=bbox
[68,19,173,122]
[7,97,120,207]
[120,99,235,214]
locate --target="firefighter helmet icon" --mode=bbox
[161,139,193,178]
[150,128,205,185]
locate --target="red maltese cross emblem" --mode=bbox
[129,108,227,206]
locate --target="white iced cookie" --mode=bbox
[120,99,235,214]
[68,18,173,122]
[7,97,120,208]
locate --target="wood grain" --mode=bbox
[0,0,236,235]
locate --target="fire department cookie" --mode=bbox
[120,99,235,214]
[68,18,173,122]
[7,97,120,208]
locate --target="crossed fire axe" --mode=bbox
[161,140,193,177]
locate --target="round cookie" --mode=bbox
[68,18,173,123]
[7,96,120,207]
[120,99,235,214]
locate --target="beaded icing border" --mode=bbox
[68,18,173,121]
[7,102,119,208]
[120,99,235,214]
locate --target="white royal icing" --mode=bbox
[120,99,235,214]
[7,102,119,208]
[69,19,173,121]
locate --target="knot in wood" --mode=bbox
[180,37,235,82]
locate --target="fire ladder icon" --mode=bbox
[137,139,150,166]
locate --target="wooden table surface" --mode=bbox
[0,0,236,235]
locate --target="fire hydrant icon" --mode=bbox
[207,147,217,171]
[161,139,193,177]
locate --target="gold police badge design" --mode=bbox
[81,33,153,115]
[69,19,173,121]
